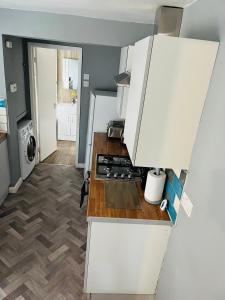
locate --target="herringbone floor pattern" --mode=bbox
[0,164,88,300]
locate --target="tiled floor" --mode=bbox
[0,164,88,299]
[42,140,75,165]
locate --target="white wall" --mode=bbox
[156,1,225,300]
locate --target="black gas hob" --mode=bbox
[96,154,143,181]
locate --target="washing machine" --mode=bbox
[18,120,36,180]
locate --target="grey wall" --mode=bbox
[156,1,225,300]
[0,8,154,185]
[0,38,6,98]
[79,44,121,162]
[0,8,154,47]
[2,35,28,185]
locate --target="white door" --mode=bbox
[36,47,57,161]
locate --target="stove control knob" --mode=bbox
[128,173,133,179]
[121,173,125,179]
[114,172,118,178]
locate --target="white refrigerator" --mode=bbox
[84,90,118,174]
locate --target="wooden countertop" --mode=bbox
[0,132,7,143]
[87,133,170,222]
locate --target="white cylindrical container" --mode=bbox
[144,169,166,204]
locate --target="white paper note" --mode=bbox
[181,192,193,218]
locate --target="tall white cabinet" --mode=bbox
[124,35,219,169]
[117,46,133,118]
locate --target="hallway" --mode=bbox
[42,141,76,166]
[0,164,87,299]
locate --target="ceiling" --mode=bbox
[0,0,197,24]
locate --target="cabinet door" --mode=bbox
[86,221,171,294]
[124,36,153,163]
[135,36,219,169]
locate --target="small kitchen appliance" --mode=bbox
[106,120,125,140]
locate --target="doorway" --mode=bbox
[28,43,82,167]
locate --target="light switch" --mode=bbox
[83,73,90,80]
[6,41,13,48]
[83,80,89,87]
[10,83,17,93]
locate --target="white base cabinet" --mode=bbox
[84,220,171,295]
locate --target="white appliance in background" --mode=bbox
[18,120,36,180]
[84,90,118,174]
[57,103,77,141]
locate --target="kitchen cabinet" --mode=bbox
[84,133,171,295]
[0,139,10,205]
[85,220,171,294]
[124,35,219,170]
[57,103,77,141]
[117,46,133,118]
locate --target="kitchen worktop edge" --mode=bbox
[0,132,7,143]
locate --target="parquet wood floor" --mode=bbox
[42,141,75,166]
[0,164,88,300]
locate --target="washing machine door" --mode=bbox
[26,135,36,163]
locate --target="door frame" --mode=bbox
[28,42,83,168]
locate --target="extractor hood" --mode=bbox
[114,6,183,87]
[114,71,130,87]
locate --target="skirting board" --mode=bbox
[76,163,85,168]
[0,190,9,206]
[9,177,23,194]
[90,294,155,300]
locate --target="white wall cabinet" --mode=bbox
[117,46,133,119]
[124,35,219,169]
[84,220,171,295]
[57,103,77,141]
